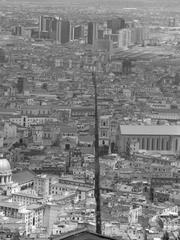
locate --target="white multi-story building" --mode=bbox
[34,174,50,198]
[118,28,133,49]
[10,115,56,127]
[12,189,43,206]
[3,122,17,139]
[19,204,44,235]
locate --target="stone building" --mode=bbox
[117,125,180,155]
[0,155,12,189]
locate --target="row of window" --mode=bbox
[22,110,50,115]
[51,186,69,192]
[126,137,173,151]
[71,112,94,116]
[13,195,38,204]
[63,133,75,136]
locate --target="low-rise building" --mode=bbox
[12,189,43,206]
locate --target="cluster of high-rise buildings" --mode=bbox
[2,2,180,239]
[37,16,149,49]
[39,16,71,43]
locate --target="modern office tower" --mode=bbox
[39,15,56,39]
[55,18,61,42]
[87,22,97,44]
[81,23,88,42]
[49,17,59,40]
[71,24,82,41]
[131,27,149,45]
[39,15,52,33]
[61,20,71,43]
[39,16,71,43]
[107,17,125,34]
[74,25,82,40]
[70,25,74,41]
[55,19,71,43]
[118,29,132,48]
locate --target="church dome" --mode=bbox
[0,158,11,173]
[149,215,164,230]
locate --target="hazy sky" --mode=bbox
[2,0,180,12]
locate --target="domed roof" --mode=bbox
[149,215,164,230]
[0,158,11,173]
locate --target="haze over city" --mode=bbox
[0,0,180,240]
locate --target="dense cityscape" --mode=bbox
[0,0,180,239]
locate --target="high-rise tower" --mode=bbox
[88,22,97,45]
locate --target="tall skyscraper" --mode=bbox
[74,25,82,40]
[39,15,56,39]
[87,22,97,45]
[107,18,125,34]
[54,19,71,43]
[118,29,132,48]
[131,27,149,45]
[61,20,71,44]
[39,16,53,33]
[71,25,82,41]
[39,16,71,44]
[50,17,59,40]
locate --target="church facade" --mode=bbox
[117,125,180,155]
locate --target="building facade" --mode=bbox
[117,125,180,155]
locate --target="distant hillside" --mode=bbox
[2,0,180,11]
